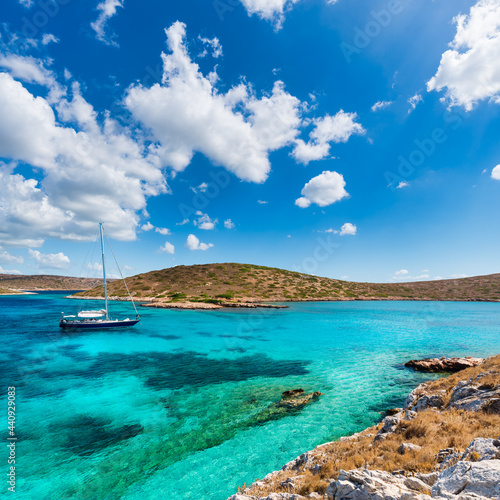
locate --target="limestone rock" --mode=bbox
[431,459,500,499]
[339,432,362,442]
[326,468,430,499]
[449,379,500,412]
[414,394,444,411]
[261,494,308,500]
[404,383,427,410]
[399,443,422,454]
[281,475,305,491]
[281,452,310,472]
[436,448,461,470]
[404,410,417,421]
[229,494,308,500]
[414,472,439,487]
[405,357,484,373]
[379,412,403,434]
[462,438,500,461]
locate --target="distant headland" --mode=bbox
[3,263,498,306]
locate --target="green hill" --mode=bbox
[72,263,500,304]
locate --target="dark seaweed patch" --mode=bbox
[63,415,143,456]
[147,334,181,340]
[227,347,247,353]
[38,351,310,390]
[195,331,213,337]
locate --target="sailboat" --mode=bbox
[59,223,140,329]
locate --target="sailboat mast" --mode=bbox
[99,222,109,319]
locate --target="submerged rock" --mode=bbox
[245,391,324,429]
[405,356,484,373]
[282,389,305,398]
[277,391,324,409]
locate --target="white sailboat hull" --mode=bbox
[59,318,140,329]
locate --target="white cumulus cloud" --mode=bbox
[240,0,300,27]
[0,71,166,247]
[159,241,175,254]
[199,36,223,58]
[224,219,235,229]
[193,212,218,230]
[185,234,213,251]
[340,223,357,236]
[0,250,24,265]
[125,22,303,184]
[427,0,500,110]
[28,249,70,269]
[155,227,171,235]
[371,100,393,112]
[295,171,349,208]
[42,34,59,45]
[408,92,423,113]
[0,266,22,275]
[492,164,500,179]
[91,0,124,46]
[292,111,365,165]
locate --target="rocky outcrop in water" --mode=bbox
[244,390,324,429]
[405,356,484,372]
[278,391,324,409]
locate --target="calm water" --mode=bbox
[1,294,499,499]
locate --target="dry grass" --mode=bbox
[241,357,500,498]
[244,409,500,497]
[413,354,500,408]
[72,263,500,303]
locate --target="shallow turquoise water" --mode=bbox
[1,294,499,499]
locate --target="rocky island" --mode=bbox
[228,355,500,500]
[68,263,500,308]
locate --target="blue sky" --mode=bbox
[0,0,499,282]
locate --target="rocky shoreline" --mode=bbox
[67,294,288,309]
[228,355,500,500]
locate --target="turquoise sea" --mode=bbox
[1,293,499,499]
